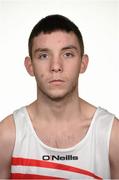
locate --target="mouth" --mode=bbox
[49,79,65,85]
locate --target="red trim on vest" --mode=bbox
[11,157,102,179]
[11,173,65,179]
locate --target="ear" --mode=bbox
[24,56,34,76]
[80,54,89,74]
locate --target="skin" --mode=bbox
[0,31,119,179]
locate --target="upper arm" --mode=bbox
[109,117,119,179]
[0,115,15,179]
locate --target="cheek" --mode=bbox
[69,66,80,83]
[34,66,44,79]
[66,63,80,76]
[40,74,44,78]
[66,59,80,70]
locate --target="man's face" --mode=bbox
[25,31,88,100]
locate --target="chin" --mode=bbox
[39,84,77,101]
[47,92,68,101]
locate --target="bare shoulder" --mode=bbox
[109,117,119,178]
[0,114,15,178]
[0,114,15,140]
[0,114,15,153]
[79,98,97,119]
[110,117,119,151]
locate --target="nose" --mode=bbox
[50,59,63,73]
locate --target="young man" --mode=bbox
[0,14,119,179]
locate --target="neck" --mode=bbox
[29,87,83,123]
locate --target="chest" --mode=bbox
[33,121,90,148]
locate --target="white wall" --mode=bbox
[0,0,119,120]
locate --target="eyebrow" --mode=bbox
[33,45,79,55]
[61,45,79,52]
[34,48,49,55]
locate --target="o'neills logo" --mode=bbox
[42,155,78,161]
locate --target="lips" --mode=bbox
[49,79,65,85]
[50,79,64,82]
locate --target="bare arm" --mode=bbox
[109,117,119,179]
[0,115,15,179]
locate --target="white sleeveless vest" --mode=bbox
[11,106,114,179]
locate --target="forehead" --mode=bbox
[32,31,80,50]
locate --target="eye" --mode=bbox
[63,52,74,59]
[38,53,48,60]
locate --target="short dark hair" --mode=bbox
[28,14,84,58]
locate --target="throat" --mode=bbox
[35,93,81,122]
